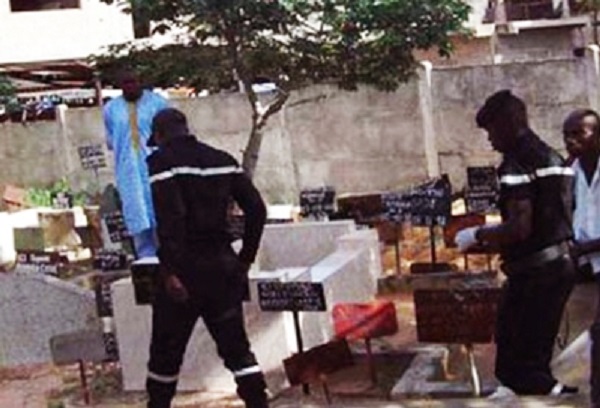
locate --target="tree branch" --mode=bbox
[256,89,290,129]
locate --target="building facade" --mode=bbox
[0,0,134,65]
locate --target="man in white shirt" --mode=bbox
[563,108,600,408]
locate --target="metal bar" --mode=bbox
[322,379,332,405]
[365,338,377,385]
[466,344,481,397]
[78,359,91,405]
[293,311,310,395]
[394,224,401,275]
[429,225,437,264]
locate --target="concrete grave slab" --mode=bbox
[112,221,380,394]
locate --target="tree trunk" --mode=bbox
[240,89,289,179]
[242,123,263,180]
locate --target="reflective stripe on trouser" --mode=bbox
[204,307,268,408]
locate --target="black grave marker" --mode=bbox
[51,191,74,209]
[104,211,129,243]
[78,144,107,170]
[258,281,326,312]
[93,249,128,271]
[300,187,336,219]
[465,167,498,214]
[16,250,66,276]
[383,175,452,227]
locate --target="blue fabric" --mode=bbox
[132,228,158,258]
[103,90,169,235]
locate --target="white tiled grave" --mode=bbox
[112,220,382,393]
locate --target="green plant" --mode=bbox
[25,178,90,208]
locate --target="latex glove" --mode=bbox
[455,226,480,253]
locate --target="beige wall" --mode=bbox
[0,56,597,204]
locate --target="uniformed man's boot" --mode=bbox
[146,377,177,408]
[236,372,269,408]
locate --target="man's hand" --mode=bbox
[455,226,480,253]
[164,274,189,303]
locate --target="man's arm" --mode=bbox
[476,197,533,248]
[231,172,267,265]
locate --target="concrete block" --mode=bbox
[0,212,15,264]
[13,227,45,251]
[112,222,380,394]
[259,220,355,270]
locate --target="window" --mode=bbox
[10,0,80,12]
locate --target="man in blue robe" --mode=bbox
[103,70,169,257]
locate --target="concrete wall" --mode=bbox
[0,0,133,64]
[0,55,598,203]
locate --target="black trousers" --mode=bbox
[495,255,575,395]
[590,274,600,407]
[146,247,267,408]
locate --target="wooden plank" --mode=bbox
[414,288,501,344]
[283,339,354,386]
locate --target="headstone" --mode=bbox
[93,249,128,271]
[383,175,452,226]
[51,191,73,210]
[465,166,498,214]
[78,144,107,170]
[300,187,336,219]
[104,211,129,243]
[257,281,326,312]
[95,279,114,317]
[15,250,66,276]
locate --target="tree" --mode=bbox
[96,0,470,178]
[0,74,15,104]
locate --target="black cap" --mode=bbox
[476,89,516,128]
[148,108,189,147]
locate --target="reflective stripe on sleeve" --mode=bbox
[150,165,243,184]
[499,174,532,186]
[147,371,179,384]
[149,170,175,183]
[232,365,262,378]
[535,166,575,178]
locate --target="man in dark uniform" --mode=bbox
[144,108,269,408]
[455,90,577,396]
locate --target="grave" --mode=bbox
[0,271,98,366]
[111,220,381,393]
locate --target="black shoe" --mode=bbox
[550,383,579,396]
[560,385,579,395]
